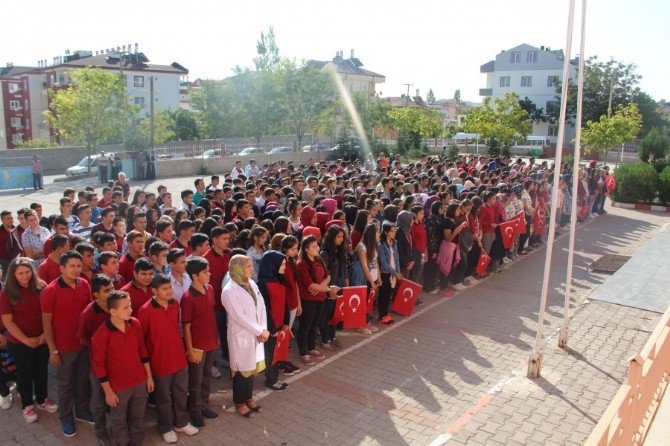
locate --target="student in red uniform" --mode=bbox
[94,232,121,256]
[203,226,231,368]
[138,274,199,443]
[75,242,96,283]
[181,257,220,428]
[188,233,210,258]
[77,274,113,444]
[0,257,58,423]
[38,234,69,284]
[99,251,126,289]
[118,231,144,283]
[42,216,75,257]
[92,291,153,446]
[170,220,196,257]
[41,250,93,437]
[120,257,154,315]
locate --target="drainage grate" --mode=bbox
[589,254,632,274]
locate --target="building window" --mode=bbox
[134,97,145,107]
[527,51,538,63]
[11,118,22,128]
[547,76,558,88]
[134,75,144,87]
[9,100,20,110]
[8,83,20,93]
[521,76,533,87]
[58,74,66,85]
[11,134,23,142]
[499,76,511,87]
[510,52,520,63]
[548,125,559,137]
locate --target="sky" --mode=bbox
[2,0,667,103]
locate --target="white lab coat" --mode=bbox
[221,279,267,372]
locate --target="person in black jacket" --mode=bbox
[319,226,348,350]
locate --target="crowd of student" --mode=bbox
[0,152,614,445]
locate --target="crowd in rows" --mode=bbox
[0,152,614,445]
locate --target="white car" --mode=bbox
[201,149,222,159]
[65,155,103,177]
[268,146,294,155]
[238,147,266,156]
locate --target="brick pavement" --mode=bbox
[0,177,667,445]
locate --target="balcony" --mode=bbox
[479,88,493,96]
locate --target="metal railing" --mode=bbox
[584,306,670,446]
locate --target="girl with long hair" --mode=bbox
[247,226,268,282]
[130,189,146,207]
[319,226,348,350]
[378,221,401,325]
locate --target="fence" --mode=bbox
[584,305,670,446]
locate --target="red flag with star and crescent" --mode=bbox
[476,251,491,276]
[272,327,292,365]
[341,286,368,329]
[498,220,516,249]
[366,288,377,314]
[391,279,422,317]
[512,212,527,235]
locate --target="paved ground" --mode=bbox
[0,174,668,445]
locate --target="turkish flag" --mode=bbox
[476,251,491,275]
[533,209,546,236]
[512,212,527,235]
[265,282,287,330]
[272,327,292,365]
[330,300,344,325]
[498,220,515,249]
[341,286,368,329]
[391,279,422,317]
[366,288,377,314]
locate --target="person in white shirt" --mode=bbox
[168,248,191,303]
[244,160,260,178]
[230,161,244,179]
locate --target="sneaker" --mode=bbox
[23,405,38,423]
[210,366,222,379]
[429,288,440,295]
[367,322,379,332]
[201,408,219,420]
[320,341,335,351]
[37,398,59,413]
[502,257,512,264]
[285,362,300,373]
[61,420,77,437]
[300,355,315,366]
[266,381,289,392]
[308,349,326,359]
[451,283,467,291]
[75,410,95,424]
[174,423,199,436]
[331,338,342,350]
[162,430,178,444]
[442,288,455,297]
[1,394,12,410]
[190,414,205,429]
[415,298,425,306]
[358,327,372,335]
[380,315,395,326]
[280,364,295,376]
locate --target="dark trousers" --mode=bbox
[99,166,108,184]
[518,220,531,253]
[56,349,90,422]
[319,299,337,343]
[8,343,48,408]
[32,173,42,189]
[378,273,395,319]
[451,248,468,284]
[187,349,215,418]
[110,381,147,446]
[467,244,481,276]
[89,373,108,440]
[263,336,279,386]
[423,259,449,292]
[232,373,255,405]
[408,251,424,285]
[154,368,189,434]
[297,300,324,356]
[215,309,230,362]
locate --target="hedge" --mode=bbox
[658,165,670,205]
[610,162,658,204]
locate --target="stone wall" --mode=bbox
[0,146,90,174]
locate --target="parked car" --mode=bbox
[65,154,104,177]
[201,149,222,159]
[301,143,331,152]
[268,146,294,155]
[238,147,266,156]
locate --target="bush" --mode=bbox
[658,166,670,205]
[527,148,543,158]
[610,162,658,203]
[198,163,209,175]
[448,142,460,159]
[639,128,670,163]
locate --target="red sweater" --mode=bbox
[479,205,495,234]
[411,222,427,255]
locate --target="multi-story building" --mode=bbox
[0,45,187,149]
[479,43,577,145]
[309,50,385,97]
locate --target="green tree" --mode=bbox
[387,107,444,155]
[633,92,669,137]
[462,93,532,155]
[638,128,670,163]
[454,89,461,102]
[15,139,58,148]
[519,97,551,123]
[253,27,281,72]
[190,80,235,139]
[581,103,642,160]
[168,109,200,141]
[123,111,176,150]
[232,68,281,146]
[47,67,133,171]
[427,89,436,104]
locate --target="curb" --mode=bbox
[611,201,670,213]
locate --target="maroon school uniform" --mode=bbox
[91,318,149,392]
[77,301,109,363]
[169,239,193,257]
[118,253,139,283]
[0,288,43,344]
[203,248,231,311]
[40,277,92,353]
[137,298,187,376]
[90,223,115,237]
[180,285,219,352]
[120,281,153,316]
[43,233,75,257]
[38,256,61,284]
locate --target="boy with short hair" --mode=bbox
[75,242,96,283]
[121,257,154,315]
[187,233,210,258]
[181,257,219,428]
[41,250,93,437]
[38,234,70,284]
[77,274,114,444]
[99,251,126,289]
[149,241,171,275]
[168,249,191,303]
[119,231,144,283]
[170,220,196,257]
[179,190,196,216]
[92,291,153,446]
[138,274,199,443]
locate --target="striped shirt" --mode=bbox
[21,226,50,265]
[72,222,94,241]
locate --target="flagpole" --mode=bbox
[527,0,576,379]
[558,0,587,349]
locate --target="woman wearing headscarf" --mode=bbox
[256,251,290,392]
[301,188,316,207]
[300,205,317,230]
[321,198,337,218]
[221,255,269,418]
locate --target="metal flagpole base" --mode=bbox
[558,324,569,348]
[527,351,544,378]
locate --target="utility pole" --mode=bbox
[150,76,155,150]
[403,83,413,105]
